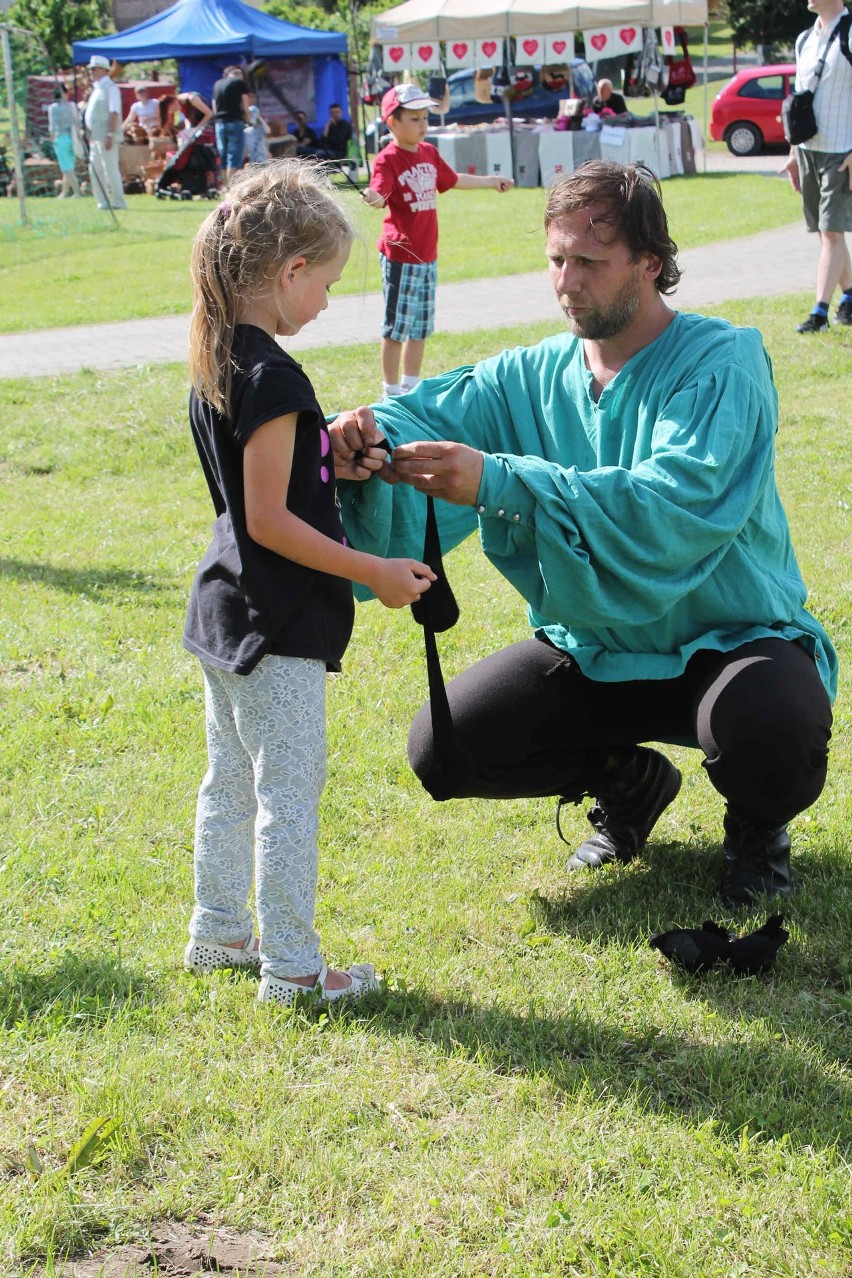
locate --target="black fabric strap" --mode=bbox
[410,494,471,793]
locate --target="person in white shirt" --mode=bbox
[83,55,127,211]
[781,0,852,332]
[122,86,160,140]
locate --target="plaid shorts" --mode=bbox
[380,255,437,341]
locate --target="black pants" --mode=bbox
[408,637,832,826]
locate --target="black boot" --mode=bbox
[720,809,792,905]
[559,747,682,872]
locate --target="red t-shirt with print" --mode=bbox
[370,141,458,265]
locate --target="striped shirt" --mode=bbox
[795,9,852,153]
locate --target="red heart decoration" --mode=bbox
[452,42,468,59]
[417,45,434,62]
[388,46,404,63]
[664,30,673,46]
[590,33,607,52]
[619,27,637,46]
[552,40,567,55]
[522,39,538,57]
[482,40,497,58]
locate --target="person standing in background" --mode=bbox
[782,0,852,333]
[213,66,250,184]
[83,56,127,211]
[49,85,80,199]
[244,104,271,164]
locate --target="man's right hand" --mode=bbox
[780,150,800,192]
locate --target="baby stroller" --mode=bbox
[156,124,218,200]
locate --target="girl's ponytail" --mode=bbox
[188,160,355,417]
[189,205,238,415]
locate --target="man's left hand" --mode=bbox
[390,440,484,506]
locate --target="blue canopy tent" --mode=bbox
[72,0,349,129]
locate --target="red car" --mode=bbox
[710,64,796,155]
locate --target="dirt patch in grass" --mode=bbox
[37,1218,289,1277]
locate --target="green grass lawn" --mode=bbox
[0,296,850,1276]
[1,172,801,334]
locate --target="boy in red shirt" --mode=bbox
[362,84,513,399]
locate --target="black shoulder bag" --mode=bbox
[782,17,849,146]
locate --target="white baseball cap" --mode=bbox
[381,83,438,122]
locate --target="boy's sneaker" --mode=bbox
[796,312,829,334]
[834,299,852,326]
[184,934,260,974]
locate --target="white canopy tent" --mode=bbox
[372,0,708,41]
[371,0,711,180]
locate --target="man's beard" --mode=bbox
[559,275,641,340]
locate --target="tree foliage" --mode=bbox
[263,0,382,65]
[6,0,112,69]
[725,0,811,51]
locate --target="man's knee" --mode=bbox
[702,706,830,822]
[406,705,460,800]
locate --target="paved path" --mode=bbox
[0,153,811,380]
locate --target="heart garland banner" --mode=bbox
[475,37,503,68]
[411,42,441,71]
[660,26,675,53]
[445,39,475,70]
[583,26,643,59]
[583,27,612,57]
[382,43,410,71]
[545,33,575,64]
[516,34,543,64]
[615,26,643,55]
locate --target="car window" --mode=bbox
[737,75,785,100]
[448,75,476,108]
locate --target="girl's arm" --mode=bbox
[454,173,514,192]
[244,413,434,608]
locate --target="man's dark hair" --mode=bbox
[544,160,681,294]
[329,102,341,111]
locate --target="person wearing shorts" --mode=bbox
[781,0,852,334]
[361,84,514,400]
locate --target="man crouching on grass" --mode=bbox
[335,159,836,907]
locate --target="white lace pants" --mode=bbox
[190,655,327,978]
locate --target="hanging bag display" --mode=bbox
[782,17,848,146]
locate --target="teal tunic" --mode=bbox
[339,312,837,700]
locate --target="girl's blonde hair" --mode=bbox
[189,159,355,413]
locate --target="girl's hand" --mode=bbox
[370,559,436,608]
[330,407,396,483]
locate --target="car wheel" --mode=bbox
[724,121,763,156]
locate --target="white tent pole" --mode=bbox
[1,24,28,226]
[703,20,708,174]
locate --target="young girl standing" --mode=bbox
[183,160,434,1006]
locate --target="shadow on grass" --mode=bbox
[355,835,852,1155]
[0,952,152,1032]
[535,835,852,983]
[365,975,852,1155]
[0,557,174,601]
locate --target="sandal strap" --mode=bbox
[314,962,329,993]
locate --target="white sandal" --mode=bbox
[257,962,380,1008]
[184,933,261,974]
